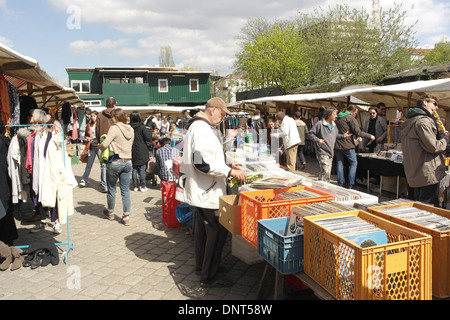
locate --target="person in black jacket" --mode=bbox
[130,111,153,192]
[335,105,375,189]
[251,109,266,143]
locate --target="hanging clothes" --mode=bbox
[71,105,78,141]
[7,80,20,136]
[6,134,27,203]
[0,74,10,123]
[0,134,17,245]
[40,132,77,224]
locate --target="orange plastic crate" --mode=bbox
[303,210,432,300]
[161,181,181,228]
[240,186,332,247]
[368,202,450,298]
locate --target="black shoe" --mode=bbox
[200,276,234,288]
[30,250,45,269]
[40,251,51,267]
[22,251,36,268]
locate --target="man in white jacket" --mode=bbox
[180,97,246,287]
[272,111,301,172]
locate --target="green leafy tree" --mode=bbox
[234,22,309,94]
[296,3,417,90]
[424,41,450,65]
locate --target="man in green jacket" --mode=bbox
[401,95,449,205]
[308,107,350,182]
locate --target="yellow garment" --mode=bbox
[99,134,114,163]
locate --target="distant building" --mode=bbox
[212,74,253,103]
[66,67,211,109]
[382,62,450,85]
[405,48,433,63]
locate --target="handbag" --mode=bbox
[80,141,91,163]
[175,174,186,202]
[146,155,158,174]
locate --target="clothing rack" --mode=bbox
[3,123,74,264]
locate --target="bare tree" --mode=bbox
[159,46,176,67]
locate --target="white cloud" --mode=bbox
[68,39,130,55]
[0,36,14,48]
[49,0,450,75]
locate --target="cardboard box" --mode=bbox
[219,194,241,235]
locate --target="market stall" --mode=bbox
[155,78,450,300]
[0,43,80,265]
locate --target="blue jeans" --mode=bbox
[132,164,147,188]
[335,149,357,189]
[100,163,107,191]
[81,145,100,184]
[106,160,132,215]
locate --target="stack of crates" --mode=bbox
[161,181,181,228]
[303,210,432,300]
[368,202,450,298]
[240,186,332,247]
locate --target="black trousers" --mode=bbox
[194,207,229,284]
[296,144,306,170]
[415,183,439,206]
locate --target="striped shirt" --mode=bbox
[156,144,181,181]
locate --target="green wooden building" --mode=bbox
[66,67,211,110]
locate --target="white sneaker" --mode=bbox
[140,187,148,192]
[133,187,139,192]
[79,181,86,187]
[53,222,62,234]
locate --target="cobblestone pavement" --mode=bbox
[0,155,396,300]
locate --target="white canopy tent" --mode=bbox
[0,43,83,109]
[229,78,450,128]
[230,79,450,111]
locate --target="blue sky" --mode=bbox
[0,0,449,87]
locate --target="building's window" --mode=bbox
[84,100,102,107]
[190,79,199,92]
[71,80,90,93]
[159,79,168,92]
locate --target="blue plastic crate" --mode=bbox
[257,217,304,274]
